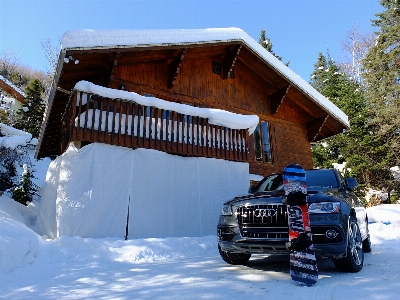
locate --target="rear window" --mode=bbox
[253,170,339,193]
[305,170,338,188]
[255,174,283,192]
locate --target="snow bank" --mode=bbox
[39,143,249,239]
[0,196,40,273]
[367,204,400,225]
[0,195,38,228]
[75,81,259,134]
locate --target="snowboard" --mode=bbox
[282,164,318,286]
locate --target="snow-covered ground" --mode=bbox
[1,199,400,299]
[1,124,400,299]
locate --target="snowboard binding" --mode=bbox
[286,232,312,251]
[282,191,307,206]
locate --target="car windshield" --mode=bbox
[306,170,338,188]
[254,174,284,192]
[253,170,339,192]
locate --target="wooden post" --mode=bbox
[111,98,117,145]
[98,98,104,142]
[172,111,177,154]
[137,104,143,148]
[83,93,90,141]
[76,91,83,139]
[118,99,123,145]
[105,98,110,143]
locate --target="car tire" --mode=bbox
[362,234,372,253]
[332,216,364,272]
[218,244,251,265]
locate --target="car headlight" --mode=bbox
[308,202,340,213]
[221,205,233,216]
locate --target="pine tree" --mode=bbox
[362,0,400,188]
[310,53,330,93]
[14,78,46,138]
[0,147,17,192]
[11,165,38,206]
[310,53,376,191]
[258,29,289,65]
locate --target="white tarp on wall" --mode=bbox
[39,143,249,239]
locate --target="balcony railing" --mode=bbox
[60,91,250,162]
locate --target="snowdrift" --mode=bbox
[39,143,249,239]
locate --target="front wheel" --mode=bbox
[332,216,364,272]
[218,244,251,265]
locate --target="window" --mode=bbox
[212,61,234,78]
[212,61,222,75]
[254,121,272,163]
[255,174,283,192]
[305,170,339,188]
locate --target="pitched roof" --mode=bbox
[0,75,26,103]
[60,28,349,128]
[36,28,349,158]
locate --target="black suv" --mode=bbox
[217,169,371,272]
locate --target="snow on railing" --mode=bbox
[60,90,250,161]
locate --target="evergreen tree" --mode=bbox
[14,78,46,138]
[310,53,376,191]
[11,165,38,206]
[258,29,289,65]
[0,147,17,192]
[362,0,400,188]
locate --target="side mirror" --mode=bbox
[345,177,358,190]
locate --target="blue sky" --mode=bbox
[0,0,383,81]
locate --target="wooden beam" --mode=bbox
[270,84,290,114]
[107,52,121,87]
[307,114,329,142]
[56,87,72,95]
[168,49,186,89]
[222,45,242,79]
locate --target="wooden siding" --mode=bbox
[109,56,313,176]
[112,59,270,116]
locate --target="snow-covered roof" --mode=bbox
[0,123,33,149]
[61,28,349,128]
[0,75,26,98]
[75,81,259,133]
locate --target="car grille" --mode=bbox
[236,204,289,239]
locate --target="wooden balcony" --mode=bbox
[60,91,251,162]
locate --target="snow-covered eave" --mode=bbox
[74,80,259,134]
[245,44,350,129]
[0,75,26,98]
[60,28,349,129]
[35,49,67,159]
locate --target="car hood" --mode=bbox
[225,188,343,206]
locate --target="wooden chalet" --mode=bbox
[36,28,349,176]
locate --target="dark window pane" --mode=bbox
[261,121,271,162]
[212,61,222,75]
[254,124,262,161]
[305,170,339,188]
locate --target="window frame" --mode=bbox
[253,120,273,164]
